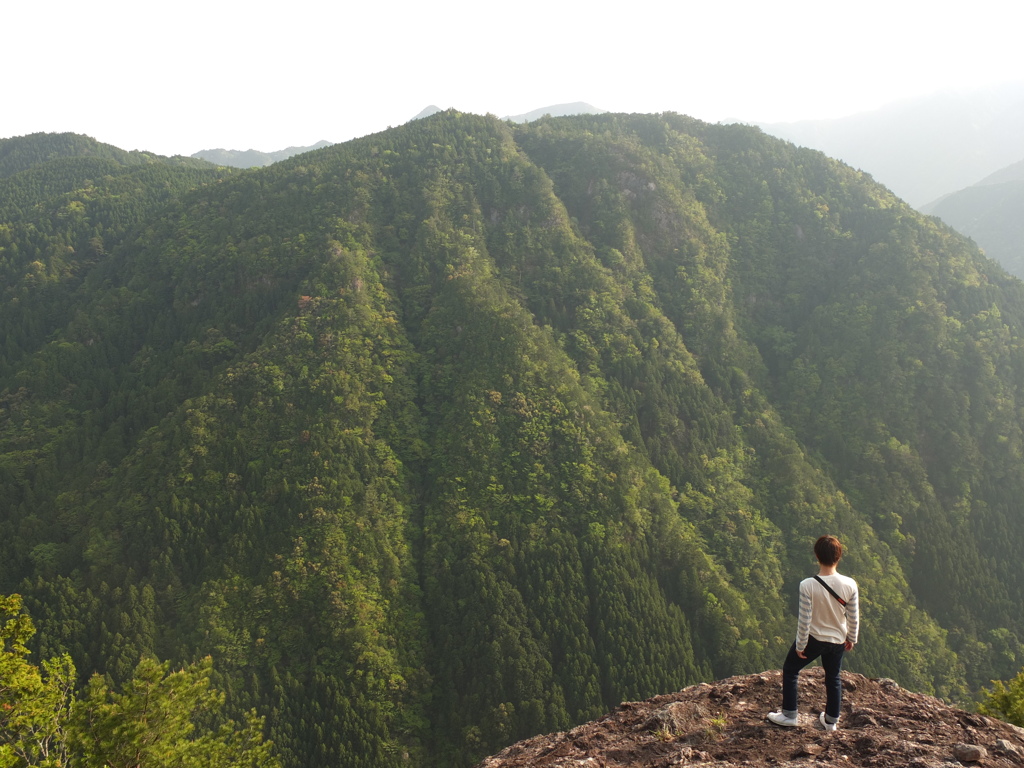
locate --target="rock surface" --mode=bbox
[475,669,1024,768]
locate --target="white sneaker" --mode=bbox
[767,711,799,727]
[819,711,837,732]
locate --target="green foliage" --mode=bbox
[0,594,74,768]
[979,667,1024,726]
[0,593,279,768]
[72,656,278,768]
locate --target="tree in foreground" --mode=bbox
[0,593,279,768]
[0,593,74,768]
[979,669,1024,727]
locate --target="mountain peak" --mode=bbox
[476,670,1024,767]
[411,104,444,120]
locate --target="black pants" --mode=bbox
[781,636,845,720]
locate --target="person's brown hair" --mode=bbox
[814,535,843,566]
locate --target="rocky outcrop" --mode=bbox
[476,670,1024,767]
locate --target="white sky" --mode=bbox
[4,0,1023,157]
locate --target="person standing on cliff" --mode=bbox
[767,535,859,732]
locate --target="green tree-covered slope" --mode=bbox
[0,133,226,379]
[2,116,1023,767]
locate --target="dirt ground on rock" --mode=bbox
[475,669,1024,767]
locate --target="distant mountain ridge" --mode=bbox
[758,82,1024,208]
[188,102,607,169]
[973,157,1024,187]
[411,105,444,120]
[191,140,333,168]
[924,156,1024,278]
[502,101,606,123]
[411,102,607,124]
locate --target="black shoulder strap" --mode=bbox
[813,575,847,606]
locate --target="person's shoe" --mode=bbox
[767,711,799,727]
[819,711,837,732]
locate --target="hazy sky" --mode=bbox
[5,0,1022,157]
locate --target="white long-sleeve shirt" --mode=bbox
[796,572,859,653]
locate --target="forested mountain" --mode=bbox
[2,115,1024,768]
[0,132,210,179]
[923,158,1024,278]
[0,133,227,382]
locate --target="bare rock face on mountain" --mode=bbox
[475,670,1024,768]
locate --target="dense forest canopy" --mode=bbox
[2,116,1023,767]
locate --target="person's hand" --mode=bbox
[797,649,807,659]
[844,640,854,651]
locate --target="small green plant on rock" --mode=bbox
[699,714,728,743]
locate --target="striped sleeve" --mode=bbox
[796,581,812,652]
[845,584,860,644]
